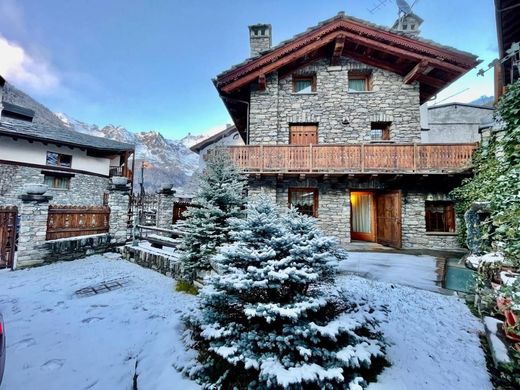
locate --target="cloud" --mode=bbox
[0,35,61,94]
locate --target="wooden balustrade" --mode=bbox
[224,143,477,174]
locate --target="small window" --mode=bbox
[44,175,70,189]
[370,122,391,141]
[411,24,416,30]
[289,188,318,217]
[46,152,72,168]
[348,71,372,92]
[292,75,316,94]
[403,24,408,30]
[425,201,455,233]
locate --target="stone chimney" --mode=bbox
[249,24,272,57]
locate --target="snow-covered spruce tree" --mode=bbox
[177,151,246,284]
[189,197,387,389]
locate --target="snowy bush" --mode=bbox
[177,152,246,283]
[186,197,387,389]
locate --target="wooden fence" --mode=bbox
[46,206,110,240]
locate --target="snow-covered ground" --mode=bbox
[0,254,491,390]
[0,254,197,390]
[339,252,442,292]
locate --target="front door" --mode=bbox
[376,190,402,248]
[350,191,376,242]
[289,124,318,145]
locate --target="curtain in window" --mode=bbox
[352,193,372,233]
[295,80,312,93]
[348,79,365,92]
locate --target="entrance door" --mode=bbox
[0,206,17,270]
[351,191,376,241]
[289,124,318,145]
[376,190,402,248]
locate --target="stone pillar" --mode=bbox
[16,194,53,268]
[156,187,175,231]
[108,181,130,245]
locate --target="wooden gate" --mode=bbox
[376,191,402,248]
[0,206,18,270]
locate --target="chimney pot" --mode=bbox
[248,24,272,57]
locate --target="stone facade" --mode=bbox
[0,163,109,207]
[248,178,461,250]
[249,58,421,145]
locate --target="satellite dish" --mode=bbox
[396,0,412,14]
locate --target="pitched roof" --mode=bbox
[0,120,134,153]
[215,12,479,100]
[189,125,238,153]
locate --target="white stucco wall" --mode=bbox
[0,136,113,175]
[197,130,244,167]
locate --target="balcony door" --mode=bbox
[289,124,318,145]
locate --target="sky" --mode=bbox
[0,0,498,139]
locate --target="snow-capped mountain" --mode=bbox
[56,113,216,193]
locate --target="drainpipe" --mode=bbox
[220,96,250,144]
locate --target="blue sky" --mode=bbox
[0,0,497,139]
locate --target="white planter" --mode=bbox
[160,183,173,191]
[111,176,128,185]
[24,183,48,195]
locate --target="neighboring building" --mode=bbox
[423,103,495,143]
[189,124,243,167]
[211,12,481,250]
[0,76,135,207]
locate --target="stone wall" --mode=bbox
[119,245,181,278]
[248,177,350,245]
[249,57,421,144]
[401,191,460,250]
[44,233,112,262]
[0,163,109,207]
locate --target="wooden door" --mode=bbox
[289,124,318,145]
[0,206,17,270]
[376,191,402,248]
[350,191,376,242]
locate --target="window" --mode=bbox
[370,122,391,141]
[1,102,34,122]
[292,75,316,93]
[348,71,372,92]
[44,175,70,189]
[289,188,318,217]
[289,124,318,145]
[46,152,72,168]
[425,201,455,233]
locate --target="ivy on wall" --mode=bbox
[451,80,520,268]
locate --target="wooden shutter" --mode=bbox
[289,124,318,145]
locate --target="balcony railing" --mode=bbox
[223,143,477,174]
[109,166,133,179]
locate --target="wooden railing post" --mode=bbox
[260,144,264,172]
[361,144,365,173]
[309,144,313,172]
[413,143,418,172]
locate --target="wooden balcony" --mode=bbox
[223,143,477,175]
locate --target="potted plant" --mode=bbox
[504,310,520,342]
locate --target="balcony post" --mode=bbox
[413,143,418,172]
[361,144,365,173]
[309,144,313,172]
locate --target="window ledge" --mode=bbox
[291,92,318,96]
[48,188,70,192]
[369,140,395,144]
[425,232,457,236]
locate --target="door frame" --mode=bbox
[350,191,377,242]
[375,190,402,249]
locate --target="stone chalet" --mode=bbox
[0,76,135,207]
[211,12,482,250]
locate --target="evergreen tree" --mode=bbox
[189,197,386,389]
[178,151,246,283]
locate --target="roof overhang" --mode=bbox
[189,125,238,153]
[214,15,480,136]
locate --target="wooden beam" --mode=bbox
[416,73,448,89]
[403,60,429,84]
[331,35,345,65]
[258,74,266,91]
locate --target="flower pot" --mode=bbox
[111,176,128,186]
[160,183,173,191]
[24,183,48,195]
[503,310,520,342]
